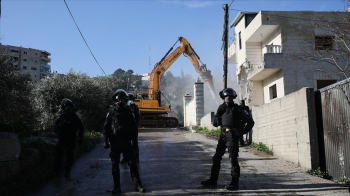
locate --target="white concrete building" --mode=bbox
[228,11,350,106]
[2,45,51,83]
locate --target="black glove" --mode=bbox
[104,141,110,149]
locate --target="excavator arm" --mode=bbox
[148,36,216,101]
[136,36,216,128]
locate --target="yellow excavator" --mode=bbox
[134,37,216,128]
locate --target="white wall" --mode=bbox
[263,70,284,104]
[185,99,197,126]
[252,87,315,168]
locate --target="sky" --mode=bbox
[0,0,347,80]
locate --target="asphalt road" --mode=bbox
[28,128,349,196]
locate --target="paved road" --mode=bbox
[29,128,349,196]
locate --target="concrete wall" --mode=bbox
[200,112,216,130]
[185,99,197,126]
[251,87,317,168]
[263,70,285,103]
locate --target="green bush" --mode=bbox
[0,130,102,196]
[192,126,221,138]
[252,142,274,155]
[0,48,37,137]
[338,177,350,185]
[307,167,331,179]
[32,71,113,132]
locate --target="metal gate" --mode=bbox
[316,78,350,181]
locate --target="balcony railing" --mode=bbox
[263,45,282,54]
[40,56,51,62]
[40,62,51,67]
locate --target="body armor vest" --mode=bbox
[221,106,238,127]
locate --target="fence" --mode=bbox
[316,78,350,180]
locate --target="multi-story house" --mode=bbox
[228,11,350,106]
[2,45,51,83]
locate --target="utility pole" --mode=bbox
[223,4,229,89]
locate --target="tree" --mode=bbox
[0,47,37,136]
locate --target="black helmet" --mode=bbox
[220,88,237,99]
[61,98,74,109]
[112,89,128,102]
[128,93,135,100]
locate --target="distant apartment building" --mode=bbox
[2,45,51,82]
[228,11,350,106]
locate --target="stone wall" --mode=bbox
[251,87,317,168]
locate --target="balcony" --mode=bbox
[40,62,51,67]
[263,45,282,54]
[248,45,282,81]
[245,12,279,42]
[40,56,51,62]
[228,43,236,64]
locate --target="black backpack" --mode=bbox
[55,114,77,137]
[110,108,132,138]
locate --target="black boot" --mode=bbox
[135,185,146,193]
[201,178,217,186]
[112,186,121,194]
[225,177,239,190]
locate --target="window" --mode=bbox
[13,57,19,61]
[315,36,333,50]
[23,66,27,69]
[23,59,27,62]
[35,53,38,55]
[35,60,38,63]
[10,49,19,53]
[31,67,37,70]
[317,80,337,89]
[269,84,277,100]
[23,51,27,54]
[239,32,242,50]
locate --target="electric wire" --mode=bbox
[228,0,234,8]
[63,0,107,76]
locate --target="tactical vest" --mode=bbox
[221,106,239,127]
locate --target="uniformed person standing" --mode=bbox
[103,89,145,194]
[201,88,254,190]
[54,98,84,177]
[239,100,250,146]
[127,93,141,163]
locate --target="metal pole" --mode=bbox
[223,4,228,90]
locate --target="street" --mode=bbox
[29,128,349,196]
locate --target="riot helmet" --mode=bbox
[112,89,128,102]
[128,93,135,101]
[61,98,74,109]
[221,88,237,99]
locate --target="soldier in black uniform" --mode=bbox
[239,100,250,146]
[201,88,254,190]
[127,93,141,163]
[54,98,84,177]
[103,89,145,194]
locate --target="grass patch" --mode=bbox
[0,130,102,196]
[307,167,331,179]
[192,126,221,138]
[251,142,274,155]
[338,177,350,185]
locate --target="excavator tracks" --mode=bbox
[140,115,178,128]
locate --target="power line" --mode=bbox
[63,0,107,76]
[228,0,234,8]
